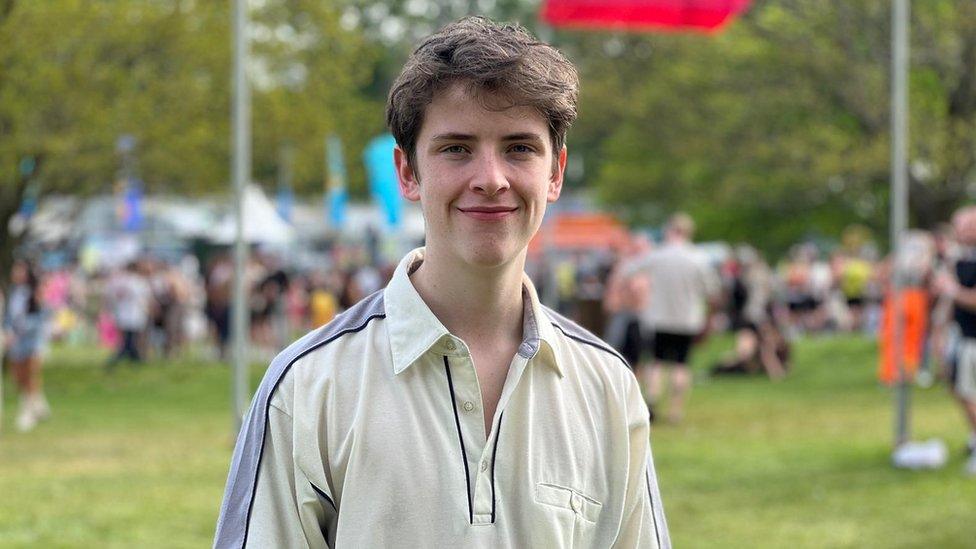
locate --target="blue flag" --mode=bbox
[121,178,144,232]
[363,134,402,228]
[276,184,294,223]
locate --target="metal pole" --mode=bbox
[231,0,251,434]
[891,0,910,447]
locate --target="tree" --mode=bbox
[248,0,382,197]
[0,0,382,273]
[0,1,232,272]
[571,0,976,255]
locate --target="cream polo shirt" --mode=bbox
[214,249,670,549]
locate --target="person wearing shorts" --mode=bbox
[3,260,51,432]
[624,213,720,424]
[652,332,693,365]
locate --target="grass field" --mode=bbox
[1,335,974,548]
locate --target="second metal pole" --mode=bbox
[891,0,910,447]
[231,0,251,434]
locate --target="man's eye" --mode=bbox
[443,145,467,154]
[510,144,535,154]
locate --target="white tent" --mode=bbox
[210,184,295,245]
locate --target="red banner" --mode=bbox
[542,0,752,33]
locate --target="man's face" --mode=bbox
[394,83,566,270]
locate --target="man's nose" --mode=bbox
[470,151,510,197]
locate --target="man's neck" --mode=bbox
[409,248,525,347]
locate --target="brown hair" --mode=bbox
[386,16,579,169]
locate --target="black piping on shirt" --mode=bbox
[646,464,662,547]
[549,322,629,368]
[310,482,337,510]
[233,300,386,549]
[489,411,504,524]
[444,356,474,524]
[310,482,337,542]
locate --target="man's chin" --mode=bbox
[461,245,525,270]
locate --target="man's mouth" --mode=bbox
[457,206,518,220]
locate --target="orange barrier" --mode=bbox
[528,213,630,256]
[878,288,929,385]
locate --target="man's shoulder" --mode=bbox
[541,305,629,371]
[258,290,387,398]
[661,242,703,261]
[647,244,697,266]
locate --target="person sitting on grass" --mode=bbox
[712,246,789,380]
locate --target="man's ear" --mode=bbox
[394,146,421,202]
[548,146,567,203]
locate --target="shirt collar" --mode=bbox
[384,248,562,377]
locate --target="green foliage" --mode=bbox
[0,0,382,200]
[560,0,976,256]
[2,0,975,261]
[249,0,383,196]
[0,1,231,196]
[0,0,385,273]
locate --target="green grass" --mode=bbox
[1,335,974,547]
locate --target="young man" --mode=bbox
[625,213,719,424]
[214,17,669,547]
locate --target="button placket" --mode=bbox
[448,352,492,523]
[472,451,494,522]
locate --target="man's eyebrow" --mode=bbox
[502,133,545,142]
[430,133,476,141]
[428,132,546,142]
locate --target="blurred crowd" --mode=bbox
[2,209,976,460]
[0,244,397,432]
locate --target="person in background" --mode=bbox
[148,259,176,358]
[205,254,234,361]
[105,261,151,368]
[878,231,934,386]
[308,271,338,329]
[934,206,976,475]
[839,252,873,332]
[711,246,789,380]
[624,212,720,424]
[603,233,651,369]
[782,245,813,336]
[3,260,52,432]
[164,261,192,358]
[926,223,957,385]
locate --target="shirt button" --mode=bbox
[445,340,456,351]
[571,495,582,514]
[481,460,489,472]
[462,401,475,412]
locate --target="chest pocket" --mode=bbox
[536,482,603,523]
